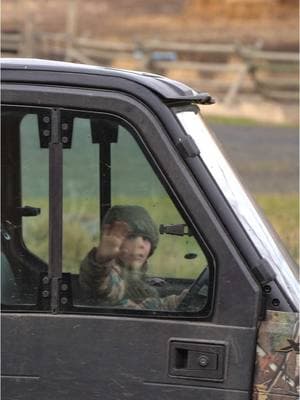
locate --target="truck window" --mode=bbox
[1,107,212,314]
[1,107,49,307]
[62,111,211,314]
[21,114,49,263]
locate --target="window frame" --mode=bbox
[2,83,262,325]
[1,104,215,318]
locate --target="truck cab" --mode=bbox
[1,59,299,400]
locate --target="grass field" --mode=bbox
[21,114,299,274]
[23,196,208,278]
[23,192,299,278]
[206,115,298,129]
[255,193,299,262]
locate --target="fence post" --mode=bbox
[222,64,249,106]
[65,0,79,61]
[22,0,35,57]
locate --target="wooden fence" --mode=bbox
[1,30,299,105]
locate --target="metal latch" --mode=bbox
[252,258,275,286]
[176,136,200,158]
[159,224,192,236]
[17,206,41,217]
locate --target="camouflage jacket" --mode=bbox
[79,248,183,310]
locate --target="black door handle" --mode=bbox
[169,340,226,381]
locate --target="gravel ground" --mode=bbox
[209,123,299,193]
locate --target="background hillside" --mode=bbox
[2,0,299,50]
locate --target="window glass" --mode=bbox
[21,114,49,263]
[63,111,210,313]
[175,105,299,305]
[63,117,100,272]
[2,108,49,306]
[111,127,207,280]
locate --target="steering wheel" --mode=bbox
[176,267,209,312]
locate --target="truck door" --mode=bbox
[2,85,261,400]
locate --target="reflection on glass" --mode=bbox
[62,113,209,312]
[175,106,299,305]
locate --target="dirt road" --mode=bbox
[209,123,299,193]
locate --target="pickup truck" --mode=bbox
[1,58,299,400]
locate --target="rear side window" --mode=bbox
[22,114,49,263]
[1,107,49,307]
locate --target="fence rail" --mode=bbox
[1,32,23,55]
[1,30,298,105]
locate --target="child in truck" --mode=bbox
[79,205,186,310]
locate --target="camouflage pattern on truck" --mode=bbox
[253,310,299,399]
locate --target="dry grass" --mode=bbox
[255,193,299,262]
[23,193,299,275]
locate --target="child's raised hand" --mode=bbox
[95,221,132,262]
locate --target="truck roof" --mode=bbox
[1,58,214,105]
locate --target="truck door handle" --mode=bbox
[169,341,226,381]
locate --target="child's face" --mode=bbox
[118,235,151,271]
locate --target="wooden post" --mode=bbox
[65,0,79,61]
[223,64,249,106]
[22,0,35,57]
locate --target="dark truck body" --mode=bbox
[1,59,299,400]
